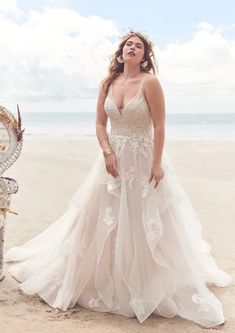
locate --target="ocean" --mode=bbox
[21,112,235,140]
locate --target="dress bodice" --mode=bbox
[104,78,153,137]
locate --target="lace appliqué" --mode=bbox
[61,233,88,258]
[102,207,115,226]
[104,92,153,139]
[88,296,101,308]
[110,135,128,156]
[125,166,135,190]
[192,293,211,312]
[141,175,151,198]
[129,135,152,163]
[109,133,153,164]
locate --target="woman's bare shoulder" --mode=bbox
[142,74,164,103]
[144,73,160,84]
[98,77,109,95]
[96,79,108,106]
[143,73,162,92]
[99,77,107,89]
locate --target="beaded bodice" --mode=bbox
[104,79,153,137]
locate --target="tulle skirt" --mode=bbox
[5,132,231,327]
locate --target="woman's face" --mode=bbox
[122,35,145,65]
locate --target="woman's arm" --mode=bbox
[96,82,110,151]
[96,81,119,178]
[144,75,165,166]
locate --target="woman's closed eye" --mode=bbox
[126,42,143,49]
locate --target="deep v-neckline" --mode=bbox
[110,76,146,116]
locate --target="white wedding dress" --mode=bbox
[5,78,231,327]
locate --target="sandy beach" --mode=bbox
[1,136,234,333]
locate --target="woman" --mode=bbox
[5,30,231,328]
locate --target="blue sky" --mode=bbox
[0,0,234,113]
[17,0,235,48]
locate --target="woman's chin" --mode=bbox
[124,59,140,66]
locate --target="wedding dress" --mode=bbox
[5,77,231,327]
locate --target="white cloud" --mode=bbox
[0,0,22,16]
[157,22,235,113]
[0,7,119,110]
[0,6,234,113]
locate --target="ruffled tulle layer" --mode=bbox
[5,133,231,327]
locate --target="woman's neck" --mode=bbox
[121,64,141,79]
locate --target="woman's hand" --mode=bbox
[105,153,119,178]
[149,163,164,188]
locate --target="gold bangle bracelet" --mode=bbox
[103,147,113,156]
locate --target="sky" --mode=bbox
[0,0,234,113]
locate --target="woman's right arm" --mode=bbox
[96,82,119,178]
[96,82,110,150]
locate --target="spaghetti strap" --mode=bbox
[138,73,148,96]
[108,73,148,112]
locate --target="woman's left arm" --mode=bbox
[144,75,165,186]
[144,75,165,165]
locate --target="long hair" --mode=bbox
[102,30,158,95]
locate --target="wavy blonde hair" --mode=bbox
[102,30,158,95]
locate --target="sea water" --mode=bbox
[21,112,235,140]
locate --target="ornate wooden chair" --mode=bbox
[0,105,24,281]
